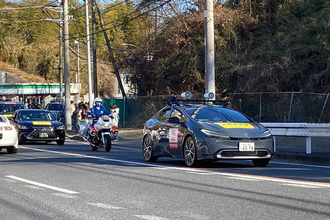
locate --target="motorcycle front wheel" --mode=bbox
[104,135,112,152]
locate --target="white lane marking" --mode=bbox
[281,183,322,188]
[87,203,123,210]
[134,215,170,220]
[187,171,215,175]
[6,175,79,194]
[227,177,259,181]
[20,146,330,188]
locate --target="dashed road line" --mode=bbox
[281,183,322,188]
[6,175,79,194]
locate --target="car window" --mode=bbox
[170,109,187,123]
[19,111,56,121]
[46,103,64,111]
[0,103,24,113]
[157,108,172,122]
[191,106,252,123]
[0,116,7,123]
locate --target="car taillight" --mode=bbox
[90,126,96,131]
[0,126,12,131]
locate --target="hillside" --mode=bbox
[0,61,46,83]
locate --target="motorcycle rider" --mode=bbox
[87,97,111,126]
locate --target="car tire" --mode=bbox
[105,135,111,152]
[183,136,198,167]
[7,147,18,154]
[18,140,26,145]
[142,134,157,162]
[252,159,270,167]
[56,140,65,145]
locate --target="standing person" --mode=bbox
[70,100,75,115]
[72,103,80,134]
[110,103,119,141]
[110,103,119,127]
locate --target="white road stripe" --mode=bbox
[20,146,330,189]
[6,175,79,194]
[134,215,170,220]
[281,183,322,188]
[227,177,259,181]
[87,203,123,209]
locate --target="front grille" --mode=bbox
[221,150,269,157]
[28,128,58,139]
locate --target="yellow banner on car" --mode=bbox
[32,121,52,125]
[4,114,13,118]
[216,123,254,129]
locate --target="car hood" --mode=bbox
[199,121,269,138]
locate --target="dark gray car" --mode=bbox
[142,99,274,167]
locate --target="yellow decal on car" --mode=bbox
[32,121,51,125]
[216,123,254,129]
[4,114,13,117]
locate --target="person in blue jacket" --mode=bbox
[87,97,110,125]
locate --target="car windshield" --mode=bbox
[0,103,24,113]
[45,103,64,111]
[18,111,56,121]
[191,106,252,123]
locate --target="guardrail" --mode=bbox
[261,123,330,154]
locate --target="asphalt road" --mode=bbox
[0,135,330,220]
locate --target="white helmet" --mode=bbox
[93,97,102,104]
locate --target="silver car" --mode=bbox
[142,99,274,167]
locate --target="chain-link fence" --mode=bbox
[102,92,330,128]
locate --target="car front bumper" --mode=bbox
[197,136,274,160]
[18,128,65,142]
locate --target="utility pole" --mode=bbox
[63,0,72,130]
[59,6,63,102]
[85,0,93,108]
[92,0,98,97]
[204,0,215,99]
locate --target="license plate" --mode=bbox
[39,133,48,138]
[239,142,255,151]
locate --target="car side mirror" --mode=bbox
[168,116,180,124]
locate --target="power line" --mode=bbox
[93,0,172,36]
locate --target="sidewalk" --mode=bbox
[66,129,330,166]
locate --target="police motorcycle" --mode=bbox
[86,114,113,152]
[80,97,113,151]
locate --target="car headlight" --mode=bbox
[55,125,65,130]
[262,130,272,137]
[19,125,28,129]
[200,129,230,139]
